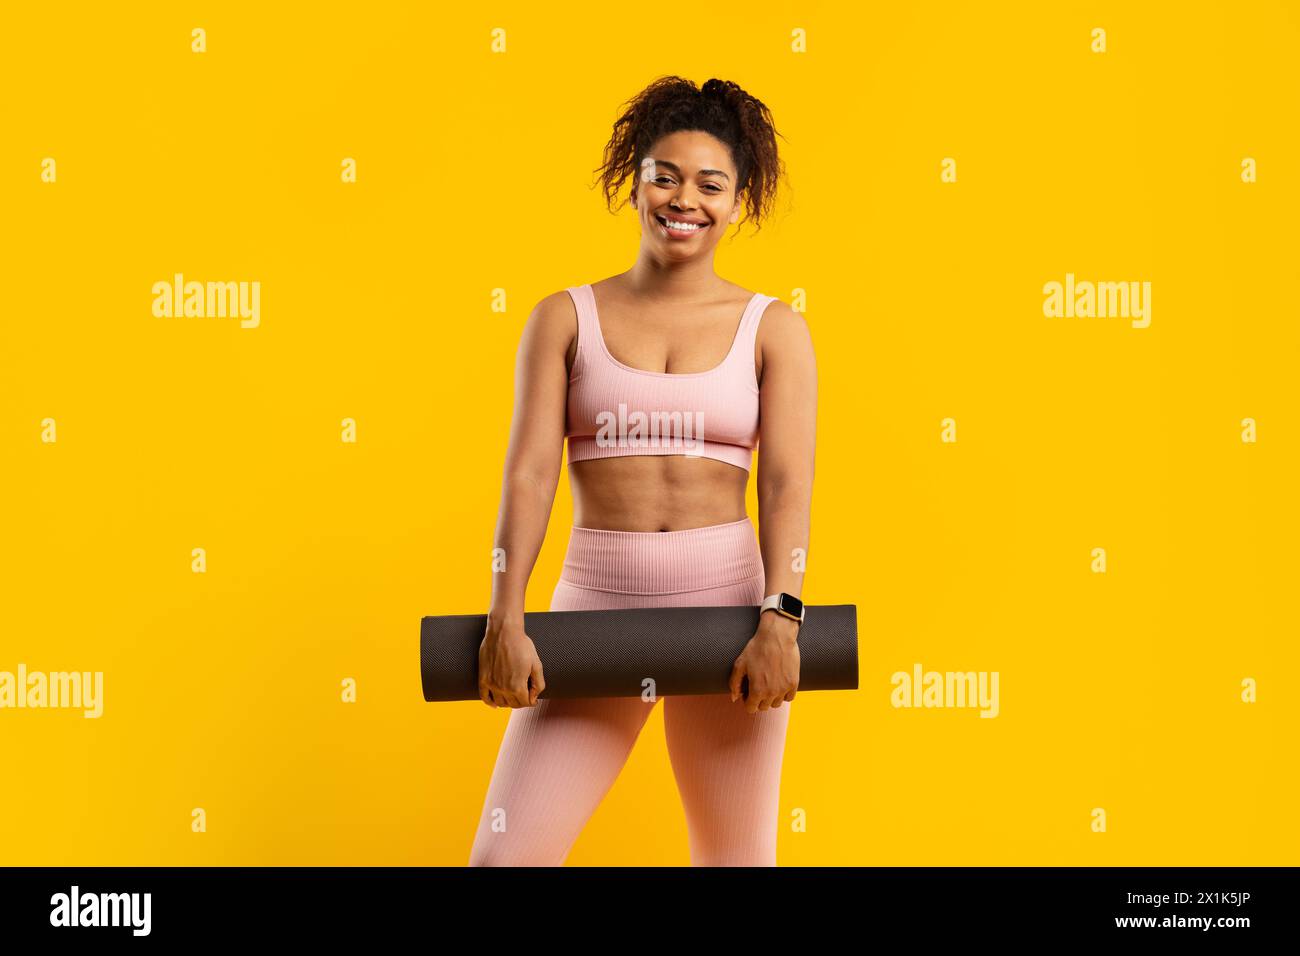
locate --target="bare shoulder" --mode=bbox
[515,288,580,355]
[754,296,815,392]
[756,296,813,350]
[529,288,579,334]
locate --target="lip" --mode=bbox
[656,213,710,238]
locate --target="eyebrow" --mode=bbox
[648,159,731,182]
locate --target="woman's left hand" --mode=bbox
[729,612,800,714]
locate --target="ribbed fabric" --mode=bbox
[564,284,776,472]
[554,516,763,596]
[468,516,792,867]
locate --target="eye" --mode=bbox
[652,175,724,193]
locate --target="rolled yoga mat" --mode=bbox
[420,604,858,701]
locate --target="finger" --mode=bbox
[477,650,494,706]
[728,663,745,703]
[528,662,544,705]
[511,681,533,708]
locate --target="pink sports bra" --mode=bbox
[564,283,777,472]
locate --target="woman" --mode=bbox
[469,76,817,867]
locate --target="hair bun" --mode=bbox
[701,78,730,99]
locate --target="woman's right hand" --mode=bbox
[478,613,546,708]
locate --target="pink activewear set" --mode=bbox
[469,284,791,866]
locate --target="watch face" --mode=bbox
[779,594,803,619]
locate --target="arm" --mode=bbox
[478,292,573,708]
[756,299,817,620]
[729,299,818,713]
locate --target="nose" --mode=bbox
[670,189,699,210]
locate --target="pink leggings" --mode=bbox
[468,516,791,866]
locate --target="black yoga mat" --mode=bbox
[420,604,858,701]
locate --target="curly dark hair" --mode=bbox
[593,75,788,236]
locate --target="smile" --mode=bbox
[656,214,709,235]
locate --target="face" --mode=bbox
[631,130,742,258]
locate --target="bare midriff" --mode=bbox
[569,456,748,532]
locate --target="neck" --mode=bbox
[622,251,723,301]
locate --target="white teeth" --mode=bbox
[661,217,704,232]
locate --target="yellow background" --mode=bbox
[2,1,1296,865]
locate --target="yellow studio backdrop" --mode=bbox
[1,2,1296,866]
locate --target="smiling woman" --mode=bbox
[599,76,785,238]
[469,75,817,867]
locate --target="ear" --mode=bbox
[728,200,741,223]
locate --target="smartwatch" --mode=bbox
[760,592,804,624]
